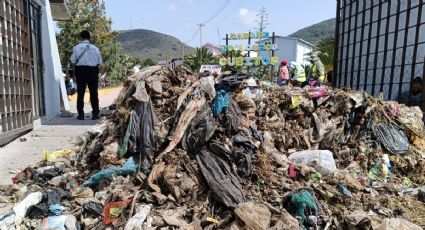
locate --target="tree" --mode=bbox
[142,58,155,67]
[183,47,214,72]
[255,7,269,34]
[57,0,124,83]
[316,36,335,71]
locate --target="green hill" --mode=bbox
[288,18,336,44]
[118,29,195,61]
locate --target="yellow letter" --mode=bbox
[236,57,244,67]
[219,58,228,66]
[270,56,279,65]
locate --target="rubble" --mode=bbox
[2,66,425,229]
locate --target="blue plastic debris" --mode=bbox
[83,157,139,188]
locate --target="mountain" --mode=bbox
[118,29,195,61]
[288,18,336,45]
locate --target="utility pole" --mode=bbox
[197,23,205,47]
[197,23,205,66]
[255,7,269,34]
[130,17,133,30]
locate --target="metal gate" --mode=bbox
[334,0,425,107]
[0,0,33,145]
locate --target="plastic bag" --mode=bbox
[43,149,73,162]
[235,202,271,230]
[49,204,67,216]
[181,106,217,154]
[124,204,151,230]
[129,101,157,173]
[213,89,230,117]
[377,218,421,230]
[288,150,337,176]
[42,215,78,230]
[84,202,103,217]
[118,115,133,157]
[103,200,132,225]
[200,76,216,100]
[83,157,139,188]
[14,192,43,222]
[196,149,245,208]
[373,123,409,154]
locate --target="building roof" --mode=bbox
[203,43,221,49]
[257,36,315,47]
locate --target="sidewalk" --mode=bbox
[0,87,121,185]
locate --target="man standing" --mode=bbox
[70,30,103,120]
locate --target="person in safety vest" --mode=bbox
[308,56,325,87]
[290,61,306,87]
[277,59,289,86]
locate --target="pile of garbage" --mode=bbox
[2,66,425,229]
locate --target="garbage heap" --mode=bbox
[2,66,425,229]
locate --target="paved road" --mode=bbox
[0,88,120,184]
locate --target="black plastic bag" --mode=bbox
[224,100,242,134]
[128,101,157,173]
[373,123,409,154]
[232,132,257,176]
[27,202,49,219]
[181,106,217,154]
[84,202,103,217]
[196,148,245,208]
[47,189,67,205]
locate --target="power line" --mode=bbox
[213,0,242,27]
[202,0,230,24]
[184,28,200,44]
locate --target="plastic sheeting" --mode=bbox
[373,123,409,154]
[196,149,245,208]
[128,101,157,173]
[181,106,217,154]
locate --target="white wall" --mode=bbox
[258,37,313,66]
[296,41,314,65]
[38,0,69,120]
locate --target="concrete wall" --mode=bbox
[37,0,69,120]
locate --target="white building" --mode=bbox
[257,36,314,66]
[0,0,70,145]
[203,43,222,57]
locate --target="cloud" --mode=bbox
[166,3,177,12]
[239,8,256,28]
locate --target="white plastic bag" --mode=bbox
[288,150,337,176]
[124,204,151,230]
[200,76,216,100]
[13,192,43,222]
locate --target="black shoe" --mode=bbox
[92,115,100,120]
[77,115,84,120]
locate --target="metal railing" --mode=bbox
[334,0,425,108]
[0,0,33,145]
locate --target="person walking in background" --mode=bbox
[70,30,103,120]
[277,59,289,86]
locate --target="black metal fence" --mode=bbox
[0,0,33,145]
[334,0,425,108]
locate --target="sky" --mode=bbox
[103,0,337,47]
